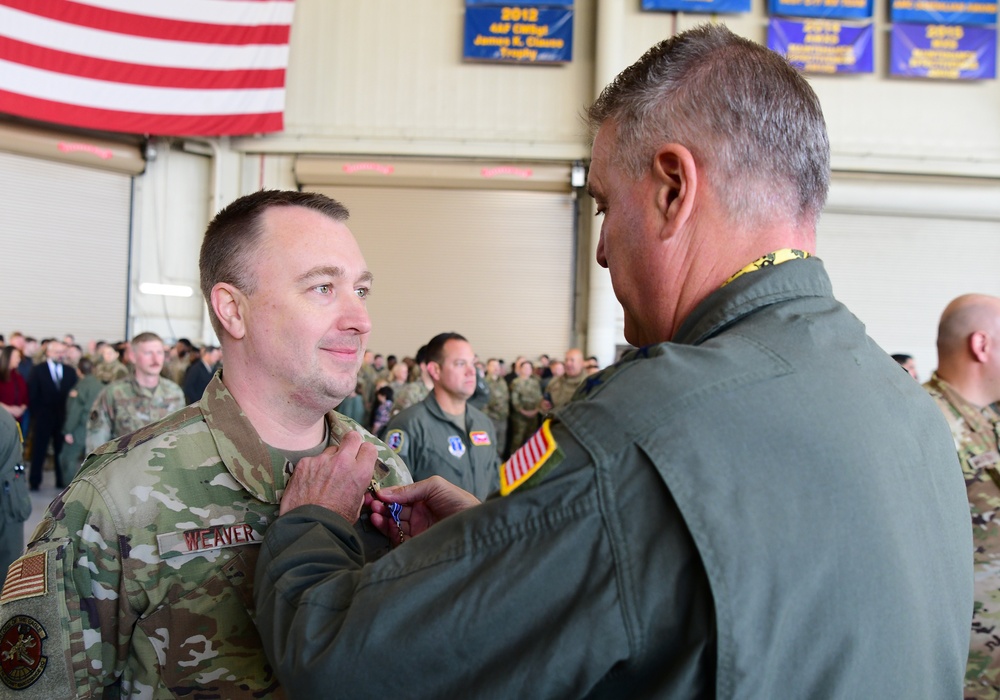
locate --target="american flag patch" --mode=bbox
[0,553,47,605]
[500,420,558,496]
[470,431,491,446]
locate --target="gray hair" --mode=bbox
[586,24,830,230]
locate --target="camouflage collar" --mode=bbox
[199,371,350,504]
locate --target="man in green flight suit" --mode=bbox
[0,411,30,576]
[253,26,972,698]
[384,333,499,500]
[59,357,103,483]
[0,191,411,698]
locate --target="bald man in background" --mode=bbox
[924,293,1000,698]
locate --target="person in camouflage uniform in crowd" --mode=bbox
[542,348,587,413]
[924,294,1000,699]
[483,358,509,458]
[508,358,542,453]
[86,333,185,454]
[391,345,432,418]
[0,190,412,698]
[93,342,129,385]
[59,357,103,483]
[357,350,379,414]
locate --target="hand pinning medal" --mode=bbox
[369,477,405,544]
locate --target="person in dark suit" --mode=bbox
[183,345,221,404]
[26,340,77,489]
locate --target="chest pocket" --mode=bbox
[136,545,283,697]
[0,459,31,524]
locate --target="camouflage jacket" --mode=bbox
[0,373,411,698]
[484,376,510,422]
[86,376,186,453]
[924,373,1000,696]
[391,381,430,418]
[93,360,129,385]
[509,375,542,413]
[544,372,586,411]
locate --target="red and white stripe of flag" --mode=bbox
[0,0,295,136]
[501,420,556,495]
[0,552,47,604]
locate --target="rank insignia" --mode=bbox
[0,554,47,605]
[470,431,491,446]
[386,430,404,453]
[448,436,466,458]
[0,615,47,689]
[500,419,562,496]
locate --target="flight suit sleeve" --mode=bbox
[0,477,138,697]
[254,422,633,699]
[85,388,113,454]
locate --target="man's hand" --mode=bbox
[64,434,74,445]
[280,431,377,520]
[368,476,480,543]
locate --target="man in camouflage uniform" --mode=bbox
[542,347,587,413]
[924,293,1000,699]
[0,190,411,697]
[59,357,103,483]
[93,342,129,385]
[483,358,509,458]
[391,345,432,418]
[86,332,186,454]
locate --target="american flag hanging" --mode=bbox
[0,0,295,136]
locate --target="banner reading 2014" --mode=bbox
[769,19,874,73]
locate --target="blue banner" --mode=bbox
[768,19,874,73]
[890,23,996,79]
[642,0,752,14]
[890,0,997,25]
[770,0,873,19]
[463,6,573,63]
[466,0,571,4]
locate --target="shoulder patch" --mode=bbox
[470,431,491,446]
[0,614,48,689]
[500,419,563,496]
[386,430,404,453]
[0,553,47,605]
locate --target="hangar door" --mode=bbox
[298,157,578,362]
[0,124,143,343]
[817,173,1000,382]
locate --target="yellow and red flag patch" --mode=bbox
[0,553,47,605]
[470,431,491,446]
[500,419,561,496]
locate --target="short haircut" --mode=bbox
[415,344,430,366]
[890,354,913,364]
[78,357,94,375]
[131,332,163,346]
[586,24,830,230]
[426,333,468,366]
[199,190,350,336]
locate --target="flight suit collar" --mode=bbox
[674,255,831,347]
[422,390,470,431]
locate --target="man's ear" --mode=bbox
[651,143,697,240]
[426,361,442,383]
[211,283,248,340]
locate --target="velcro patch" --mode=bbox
[0,614,48,689]
[500,419,562,496]
[386,430,404,453]
[0,554,47,605]
[470,431,491,446]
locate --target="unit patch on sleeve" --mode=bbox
[500,419,564,496]
[469,431,491,446]
[386,430,404,453]
[0,614,48,689]
[0,553,47,605]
